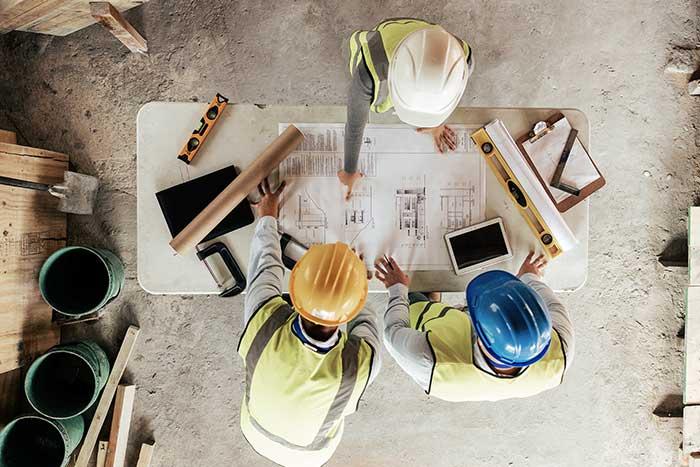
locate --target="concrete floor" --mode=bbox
[1,0,698,465]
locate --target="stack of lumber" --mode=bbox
[0,0,146,36]
[0,133,66,424]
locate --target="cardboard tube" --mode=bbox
[169,125,304,254]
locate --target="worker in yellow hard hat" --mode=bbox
[339,18,474,198]
[238,178,381,467]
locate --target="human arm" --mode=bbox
[376,256,435,391]
[339,58,373,199]
[347,304,382,384]
[517,253,575,372]
[243,179,287,325]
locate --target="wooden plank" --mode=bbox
[691,207,700,285]
[0,0,64,33]
[136,443,155,467]
[90,1,146,54]
[96,441,108,467]
[687,287,700,404]
[685,405,700,455]
[0,130,16,144]
[16,0,145,36]
[74,326,140,467]
[0,369,22,427]
[105,384,135,467]
[0,143,65,374]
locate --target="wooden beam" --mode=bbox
[96,440,109,467]
[0,130,15,144]
[105,385,136,467]
[74,326,140,467]
[136,443,155,467]
[686,288,700,405]
[686,405,700,455]
[89,2,147,54]
[689,207,700,286]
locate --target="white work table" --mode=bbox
[137,104,589,295]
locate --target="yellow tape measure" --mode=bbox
[471,127,564,258]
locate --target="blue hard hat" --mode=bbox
[466,270,552,367]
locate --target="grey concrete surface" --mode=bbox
[0,1,698,465]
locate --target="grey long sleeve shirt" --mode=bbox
[243,216,382,383]
[343,59,374,174]
[383,273,575,392]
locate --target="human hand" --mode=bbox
[337,170,364,200]
[517,252,548,278]
[252,178,286,219]
[417,124,457,153]
[374,255,410,288]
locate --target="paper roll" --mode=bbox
[169,124,305,254]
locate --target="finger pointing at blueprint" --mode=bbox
[278,124,486,271]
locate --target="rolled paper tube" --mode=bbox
[169,124,305,254]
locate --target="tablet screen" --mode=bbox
[448,223,508,269]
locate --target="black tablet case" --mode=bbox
[155,165,255,242]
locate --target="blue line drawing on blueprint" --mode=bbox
[440,182,478,231]
[395,175,428,248]
[296,189,327,244]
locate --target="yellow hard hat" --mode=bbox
[290,242,368,326]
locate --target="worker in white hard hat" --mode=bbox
[239,178,381,467]
[375,252,575,402]
[338,18,474,198]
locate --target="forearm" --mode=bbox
[348,304,382,384]
[383,283,434,391]
[520,273,575,370]
[243,216,285,324]
[344,59,373,173]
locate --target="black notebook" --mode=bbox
[155,165,255,242]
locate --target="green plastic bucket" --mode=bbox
[0,414,84,467]
[39,246,124,317]
[25,341,110,419]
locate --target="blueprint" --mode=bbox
[278,124,485,270]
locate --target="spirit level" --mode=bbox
[471,120,577,258]
[177,93,229,164]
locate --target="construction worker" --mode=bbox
[339,18,474,198]
[375,253,574,402]
[239,178,381,467]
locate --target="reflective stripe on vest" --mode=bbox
[238,297,371,452]
[408,301,566,402]
[348,18,472,114]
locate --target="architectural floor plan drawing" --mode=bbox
[278,123,485,270]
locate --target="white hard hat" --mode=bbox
[388,27,469,128]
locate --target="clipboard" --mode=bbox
[516,113,605,212]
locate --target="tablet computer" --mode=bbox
[444,218,512,275]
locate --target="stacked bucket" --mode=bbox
[0,246,124,467]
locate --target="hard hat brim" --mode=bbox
[392,100,456,128]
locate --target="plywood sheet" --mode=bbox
[0,142,66,375]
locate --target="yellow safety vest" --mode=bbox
[348,18,473,113]
[238,297,373,467]
[409,301,566,402]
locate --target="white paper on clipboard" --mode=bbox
[521,118,599,202]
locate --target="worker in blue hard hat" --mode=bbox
[376,252,574,401]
